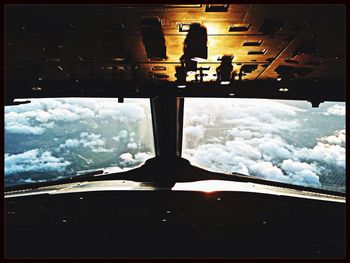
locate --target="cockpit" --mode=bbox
[4,4,346,258]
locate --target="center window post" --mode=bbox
[176,97,185,157]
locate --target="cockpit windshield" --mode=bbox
[182,98,345,193]
[4,98,155,187]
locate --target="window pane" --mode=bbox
[182,98,345,192]
[5,98,155,187]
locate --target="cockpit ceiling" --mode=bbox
[4,4,346,102]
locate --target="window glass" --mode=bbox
[5,98,155,186]
[182,98,345,192]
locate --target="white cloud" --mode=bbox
[119,152,154,167]
[5,98,155,181]
[184,125,205,148]
[112,130,129,143]
[280,160,320,187]
[226,128,257,140]
[5,111,46,135]
[59,133,114,153]
[96,103,146,122]
[80,133,105,148]
[112,136,120,142]
[127,142,138,149]
[235,162,249,175]
[43,122,55,129]
[319,129,345,146]
[183,99,345,190]
[91,147,114,153]
[5,98,151,135]
[249,162,287,183]
[79,132,113,153]
[120,153,133,161]
[80,132,89,137]
[5,124,46,135]
[256,138,293,162]
[296,141,345,169]
[35,111,51,122]
[5,149,71,175]
[189,115,210,126]
[324,104,345,116]
[119,130,129,138]
[184,125,205,139]
[59,139,80,149]
[225,140,262,160]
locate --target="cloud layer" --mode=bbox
[183,99,345,191]
[5,98,155,183]
[5,149,71,175]
[324,104,345,116]
[5,98,150,135]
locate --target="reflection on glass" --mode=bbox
[5,98,155,187]
[182,98,345,193]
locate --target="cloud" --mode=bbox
[96,103,146,122]
[5,98,151,135]
[5,124,46,135]
[292,129,345,170]
[5,149,71,176]
[296,141,345,169]
[226,128,257,140]
[188,115,210,126]
[58,133,114,153]
[79,132,114,152]
[80,132,105,148]
[184,125,205,147]
[119,152,154,167]
[112,136,120,142]
[127,142,138,149]
[5,111,46,135]
[183,99,345,190]
[249,162,287,182]
[255,137,293,162]
[5,98,155,182]
[91,147,114,153]
[111,129,144,152]
[120,153,133,161]
[113,130,129,142]
[59,139,80,149]
[319,129,345,146]
[324,104,345,116]
[280,160,320,187]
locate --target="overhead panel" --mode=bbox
[259,14,346,80]
[4,4,346,101]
